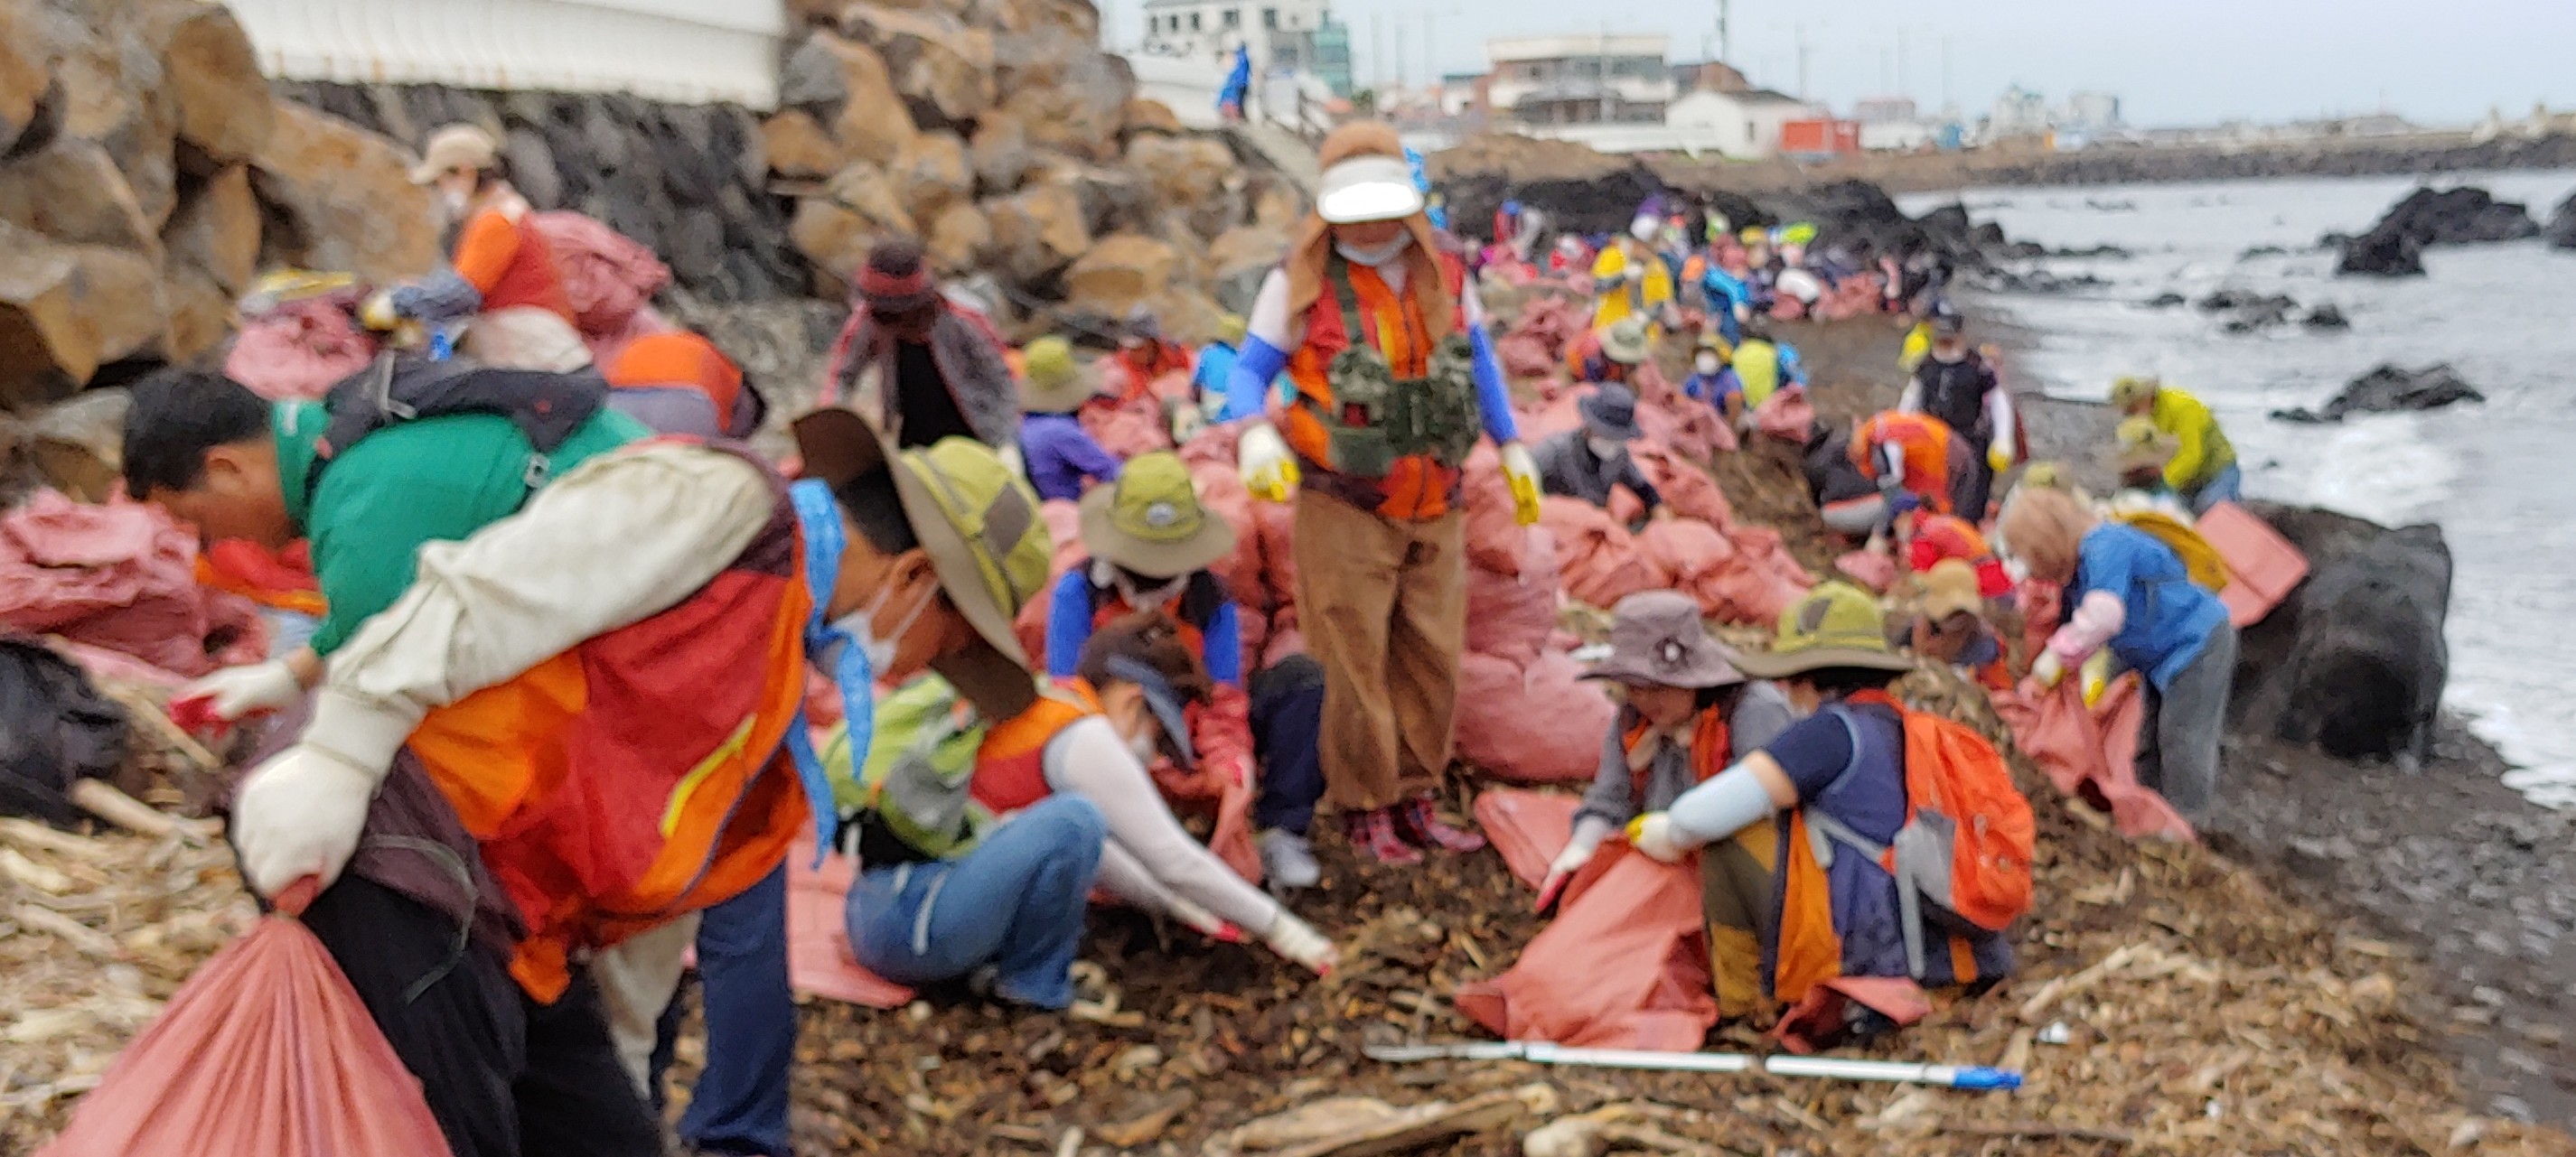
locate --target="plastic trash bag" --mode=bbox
[40,883,451,1157]
[1456,651,1615,785]
[1992,676,2196,844]
[1472,788,1580,890]
[1454,843,1719,1050]
[0,635,127,826]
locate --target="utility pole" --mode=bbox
[1717,0,1731,65]
[1941,35,1953,109]
[1597,18,1611,123]
[1394,21,1406,89]
[1794,23,1810,101]
[1370,13,1382,90]
[1897,27,1907,97]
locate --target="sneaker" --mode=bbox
[1259,828,1323,890]
[1394,794,1486,854]
[1344,807,1422,865]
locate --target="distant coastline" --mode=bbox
[1654,129,2576,194]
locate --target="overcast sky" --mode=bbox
[1106,0,2575,127]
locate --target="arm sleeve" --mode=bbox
[1572,723,1638,828]
[1462,279,1520,444]
[1203,601,1244,687]
[301,447,775,770]
[819,301,866,407]
[1663,763,1784,845]
[388,269,482,324]
[1222,270,1295,423]
[2047,589,2129,664]
[449,211,522,296]
[2162,397,2206,490]
[1044,717,1282,934]
[1043,572,1093,681]
[1066,430,1125,485]
[1985,373,2015,448]
[1897,376,1925,415]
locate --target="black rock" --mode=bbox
[2233,504,2452,766]
[2145,292,2188,308]
[1970,221,2008,248]
[2546,191,2576,250]
[2240,244,2289,260]
[2272,362,2485,423]
[2302,303,2351,331]
[1996,240,2047,259]
[2335,186,2540,276]
[1916,203,1972,244]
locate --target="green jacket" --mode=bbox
[273,400,648,655]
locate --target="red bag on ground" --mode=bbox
[1459,443,1531,574]
[224,299,376,401]
[1992,677,2197,843]
[40,889,451,1156]
[1456,650,1615,784]
[532,210,671,339]
[1254,500,1299,615]
[1,490,266,679]
[1454,843,1719,1050]
[1835,548,1898,592]
[1632,445,1735,527]
[1466,532,1561,668]
[1080,394,1172,459]
[1754,386,1817,444]
[1014,499,1088,664]
[1188,459,1265,609]
[1473,788,1581,889]
[1538,498,1659,610]
[1157,684,1264,884]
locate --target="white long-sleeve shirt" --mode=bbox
[302,443,777,771]
[1040,716,1283,936]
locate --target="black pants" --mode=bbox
[301,877,662,1157]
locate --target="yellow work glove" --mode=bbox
[1239,423,1299,504]
[1626,813,1689,863]
[1988,439,2013,475]
[2028,651,2066,691]
[2080,649,2112,706]
[358,290,402,331]
[1500,442,1543,527]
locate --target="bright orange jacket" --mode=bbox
[453,207,577,323]
[1850,413,1959,514]
[1282,254,1472,521]
[968,682,1104,815]
[403,449,810,1000]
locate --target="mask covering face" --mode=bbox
[829,578,935,678]
[440,188,471,219]
[1112,565,1187,610]
[1695,352,1721,376]
[1334,230,1414,268]
[1127,723,1161,766]
[1587,435,1626,461]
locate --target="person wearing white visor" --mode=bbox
[1217,121,1540,864]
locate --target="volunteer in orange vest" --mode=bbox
[369,123,591,371]
[1631,583,2017,1033]
[793,411,1340,980]
[124,363,819,1157]
[1850,409,1975,524]
[1219,121,1545,863]
[1547,592,1795,1018]
[601,330,764,440]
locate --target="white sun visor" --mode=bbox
[1316,155,1426,224]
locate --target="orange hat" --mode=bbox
[605,332,745,422]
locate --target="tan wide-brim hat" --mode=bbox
[1916,558,1985,623]
[410,123,500,184]
[1078,451,1236,579]
[791,407,1052,719]
[1732,581,1918,678]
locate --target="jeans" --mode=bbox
[301,876,660,1157]
[2187,462,2243,514]
[2140,621,2239,822]
[848,795,1106,1009]
[678,867,794,1157]
[1250,654,1327,835]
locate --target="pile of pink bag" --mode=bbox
[531,211,678,366]
[0,490,266,686]
[225,296,375,401]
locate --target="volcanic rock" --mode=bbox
[2271,363,2483,424]
[2234,503,2451,766]
[2336,186,2539,276]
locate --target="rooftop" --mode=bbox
[1487,33,1669,62]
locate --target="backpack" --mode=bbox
[304,354,611,505]
[2112,509,2230,593]
[1812,704,2035,980]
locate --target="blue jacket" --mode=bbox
[1044,568,1243,687]
[2073,524,2229,689]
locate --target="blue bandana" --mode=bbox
[787,479,878,864]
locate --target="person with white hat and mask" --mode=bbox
[1217,121,1541,863]
[366,123,590,371]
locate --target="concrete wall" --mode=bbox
[227,0,787,108]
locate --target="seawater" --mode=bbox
[1901,172,2576,808]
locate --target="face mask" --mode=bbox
[1334,231,1414,267]
[1694,353,1721,376]
[1587,435,1626,461]
[1127,725,1161,766]
[440,188,471,219]
[829,578,934,677]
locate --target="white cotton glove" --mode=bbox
[1499,441,1543,527]
[1626,813,1691,864]
[358,290,402,331]
[1535,820,1610,912]
[1168,401,1206,445]
[2028,651,2067,691]
[229,744,383,897]
[175,659,303,724]
[1239,423,1300,504]
[1261,910,1339,976]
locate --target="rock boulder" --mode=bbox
[2335,186,2538,276]
[2232,503,2450,767]
[0,222,165,407]
[142,1,276,166]
[1207,225,1288,313]
[249,98,439,285]
[760,109,848,180]
[838,4,997,129]
[781,32,918,166]
[982,181,1089,284]
[926,202,991,275]
[2545,191,2576,250]
[1063,231,1178,317]
[0,139,161,256]
[0,2,57,159]
[2271,363,2483,424]
[894,130,973,221]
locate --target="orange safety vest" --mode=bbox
[1619,704,1733,804]
[1281,254,1472,521]
[1851,413,1958,514]
[454,207,577,323]
[402,444,810,1001]
[969,681,1106,815]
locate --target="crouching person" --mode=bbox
[1632,583,2028,1042]
[1546,592,1794,1018]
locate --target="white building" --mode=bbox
[1859,119,1937,152]
[1663,88,1815,158]
[229,0,786,107]
[2065,91,2122,133]
[1485,34,1676,127]
[1852,96,1917,124]
[1139,0,1323,65]
[1987,85,2050,139]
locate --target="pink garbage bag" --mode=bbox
[1454,843,1718,1050]
[1992,676,2197,843]
[1456,650,1616,784]
[224,299,376,401]
[1537,498,1658,610]
[0,490,265,679]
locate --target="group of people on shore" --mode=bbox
[108,117,2243,1156]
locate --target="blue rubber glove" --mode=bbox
[1222,335,1291,423]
